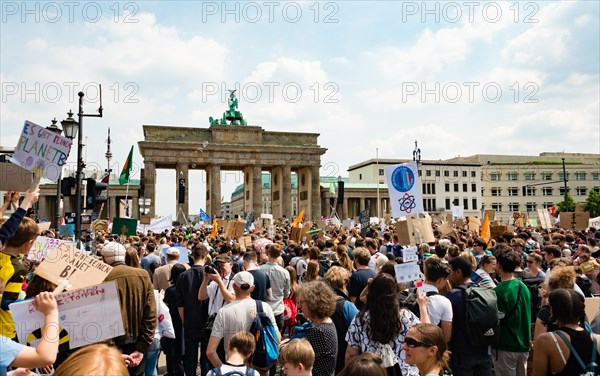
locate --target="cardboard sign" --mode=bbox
[111,217,138,236]
[484,210,496,221]
[467,217,480,233]
[290,227,301,243]
[559,212,590,231]
[394,262,421,284]
[537,209,553,230]
[438,222,454,236]
[36,222,51,233]
[585,297,600,325]
[34,243,112,290]
[239,236,253,249]
[92,219,108,233]
[232,220,246,239]
[0,163,34,191]
[12,120,73,182]
[490,225,507,239]
[412,216,436,244]
[402,246,419,263]
[26,236,77,262]
[10,281,124,350]
[396,219,414,245]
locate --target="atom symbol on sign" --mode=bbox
[398,193,416,214]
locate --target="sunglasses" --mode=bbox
[526,260,535,264]
[405,337,433,348]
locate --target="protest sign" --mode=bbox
[162,246,190,264]
[0,163,34,192]
[452,206,464,219]
[111,217,138,236]
[359,209,369,237]
[490,225,507,239]
[10,281,124,350]
[232,220,246,239]
[385,162,424,217]
[529,218,538,227]
[12,120,73,182]
[290,226,301,243]
[92,219,108,233]
[396,219,414,246]
[412,216,435,244]
[57,224,74,237]
[239,236,253,249]
[559,212,590,231]
[537,209,552,229]
[484,210,496,221]
[467,217,480,233]
[26,236,77,262]
[36,222,51,233]
[402,246,419,263]
[438,221,454,236]
[394,262,421,284]
[34,243,112,290]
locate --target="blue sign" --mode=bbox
[391,166,415,193]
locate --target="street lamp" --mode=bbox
[61,110,78,139]
[105,128,112,221]
[46,118,63,229]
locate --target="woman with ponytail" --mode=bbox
[402,323,451,376]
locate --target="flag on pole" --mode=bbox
[481,212,490,242]
[209,219,218,239]
[101,171,110,183]
[292,209,304,228]
[199,208,211,222]
[119,145,134,185]
[329,180,336,195]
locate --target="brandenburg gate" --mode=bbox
[138,92,327,221]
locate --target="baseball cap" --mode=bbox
[233,271,254,290]
[166,247,180,256]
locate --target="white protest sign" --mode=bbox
[402,246,419,263]
[10,281,124,350]
[26,236,77,263]
[12,120,73,182]
[162,246,190,264]
[452,206,464,219]
[385,162,424,217]
[394,262,421,284]
[34,243,112,290]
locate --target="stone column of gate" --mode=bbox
[208,165,221,219]
[144,161,156,218]
[282,165,292,219]
[271,166,283,219]
[310,165,321,220]
[176,163,189,219]
[252,166,262,217]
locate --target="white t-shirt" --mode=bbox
[368,252,384,272]
[422,284,453,325]
[207,275,235,316]
[211,299,277,350]
[207,365,258,376]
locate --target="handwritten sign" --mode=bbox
[34,243,112,290]
[36,222,51,234]
[402,246,419,263]
[26,236,76,262]
[12,120,73,182]
[394,262,421,284]
[10,281,124,350]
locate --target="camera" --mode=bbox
[204,265,218,274]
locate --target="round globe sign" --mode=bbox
[391,166,415,193]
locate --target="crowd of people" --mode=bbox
[1,188,600,376]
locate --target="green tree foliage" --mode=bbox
[555,194,577,214]
[585,190,600,217]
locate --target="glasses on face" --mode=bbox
[405,337,433,348]
[526,260,535,264]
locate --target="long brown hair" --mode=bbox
[359,273,402,344]
[412,323,451,373]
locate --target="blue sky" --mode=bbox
[1,1,599,218]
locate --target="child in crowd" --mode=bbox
[207,331,259,376]
[277,339,315,376]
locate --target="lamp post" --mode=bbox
[376,148,380,218]
[105,127,112,221]
[46,118,63,229]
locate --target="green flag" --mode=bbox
[119,145,134,185]
[329,180,336,194]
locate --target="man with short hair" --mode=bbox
[199,255,236,317]
[102,242,157,376]
[447,256,493,376]
[346,247,376,311]
[140,242,161,274]
[153,247,189,292]
[243,251,272,302]
[207,271,280,368]
[471,237,491,264]
[258,244,290,331]
[422,257,453,342]
[543,245,562,275]
[493,244,531,376]
[365,238,383,272]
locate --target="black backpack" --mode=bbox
[330,296,350,373]
[397,288,437,319]
[522,277,544,323]
[576,275,593,297]
[457,285,501,347]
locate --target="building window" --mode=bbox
[462,171,467,177]
[426,170,432,177]
[543,202,554,209]
[435,170,441,177]
[508,187,519,196]
[525,187,536,196]
[454,171,459,177]
[471,171,476,178]
[576,172,586,181]
[432,184,436,195]
[507,172,518,181]
[524,172,535,181]
[526,202,537,212]
[462,183,467,192]
[576,187,587,196]
[471,183,477,192]
[445,198,451,210]
[472,198,477,210]
[445,183,450,192]
[559,187,570,196]
[541,172,553,181]
[463,198,469,210]
[592,187,600,193]
[592,172,600,180]
[558,172,569,181]
[490,172,501,181]
[542,187,553,196]
[491,203,502,211]
[359,174,362,180]
[454,183,459,192]
[444,170,449,177]
[509,203,520,212]
[491,187,501,196]
[379,169,384,176]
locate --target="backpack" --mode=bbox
[554,331,599,376]
[576,275,593,297]
[457,285,500,347]
[248,300,279,371]
[522,277,544,323]
[210,366,255,376]
[397,288,437,319]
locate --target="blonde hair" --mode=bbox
[278,339,314,370]
[54,344,128,376]
[324,266,351,290]
[459,251,477,270]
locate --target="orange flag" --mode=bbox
[210,219,218,239]
[292,209,305,228]
[480,212,490,242]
